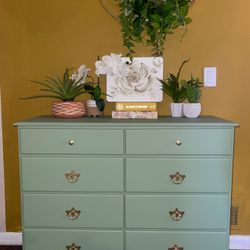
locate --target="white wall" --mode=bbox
[0,89,6,231]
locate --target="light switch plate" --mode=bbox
[204,67,217,87]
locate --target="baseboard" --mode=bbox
[0,232,249,248]
[0,233,22,246]
[230,235,250,249]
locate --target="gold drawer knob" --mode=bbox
[170,171,186,184]
[65,171,80,183]
[169,208,185,221]
[168,245,184,250]
[66,207,81,220]
[66,243,81,250]
[68,140,75,145]
[176,140,182,146]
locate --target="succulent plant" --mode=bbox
[21,67,89,102]
[185,76,203,103]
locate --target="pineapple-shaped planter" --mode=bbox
[183,77,203,118]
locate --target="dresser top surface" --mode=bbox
[15,116,238,128]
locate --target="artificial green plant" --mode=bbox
[21,67,88,102]
[185,76,203,103]
[83,76,106,112]
[160,59,190,103]
[113,0,193,57]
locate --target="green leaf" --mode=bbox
[39,88,65,98]
[30,80,54,90]
[20,95,62,100]
[180,4,189,17]
[95,98,105,112]
[151,23,160,29]
[45,76,62,87]
[185,17,192,24]
[151,14,161,22]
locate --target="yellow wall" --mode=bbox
[0,0,249,233]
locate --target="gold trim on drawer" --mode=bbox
[169,208,185,221]
[176,140,182,146]
[65,207,81,220]
[68,140,75,146]
[66,242,81,250]
[169,171,186,184]
[168,244,184,250]
[65,171,80,183]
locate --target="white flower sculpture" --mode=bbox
[95,53,163,102]
[95,53,123,76]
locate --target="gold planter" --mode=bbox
[52,101,86,118]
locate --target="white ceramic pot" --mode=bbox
[183,103,201,118]
[86,99,97,108]
[86,99,104,117]
[170,103,183,117]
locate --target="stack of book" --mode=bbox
[112,102,158,119]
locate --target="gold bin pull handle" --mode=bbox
[176,140,182,146]
[169,208,185,221]
[65,207,81,220]
[169,171,186,184]
[65,171,80,183]
[66,243,81,250]
[168,244,184,250]
[68,140,75,145]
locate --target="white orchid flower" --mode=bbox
[71,64,90,84]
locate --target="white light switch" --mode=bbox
[204,67,217,87]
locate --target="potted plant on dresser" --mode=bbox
[71,65,106,117]
[21,66,90,118]
[160,59,189,117]
[183,76,203,118]
[83,79,106,117]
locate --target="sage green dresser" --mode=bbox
[16,116,237,250]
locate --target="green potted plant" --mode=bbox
[83,77,106,117]
[21,66,90,118]
[71,63,107,117]
[108,0,193,57]
[183,75,203,118]
[160,59,189,117]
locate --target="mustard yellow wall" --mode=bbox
[0,0,249,233]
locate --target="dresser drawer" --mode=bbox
[24,229,123,250]
[126,129,233,155]
[21,157,123,192]
[126,158,231,192]
[23,194,123,228]
[126,195,228,229]
[126,231,228,250]
[20,128,123,154]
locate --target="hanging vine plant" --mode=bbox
[101,0,194,57]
